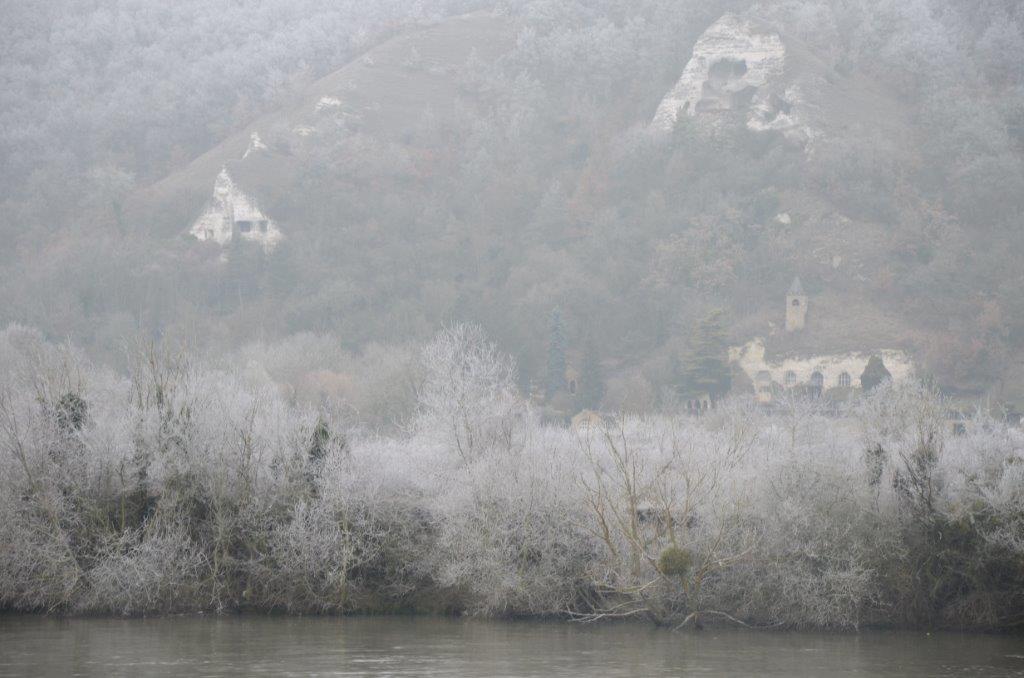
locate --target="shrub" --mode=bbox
[0,325,1021,630]
[658,547,693,577]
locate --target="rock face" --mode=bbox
[242,131,267,159]
[190,168,282,253]
[652,13,810,141]
[315,96,342,112]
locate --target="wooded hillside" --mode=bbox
[2,0,1022,400]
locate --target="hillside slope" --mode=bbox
[5,1,1023,403]
[130,11,516,239]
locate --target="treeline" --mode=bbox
[1,323,1022,630]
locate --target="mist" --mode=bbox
[1,0,1024,659]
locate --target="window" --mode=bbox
[236,220,252,233]
[568,379,577,396]
[838,372,851,388]
[792,298,800,307]
[784,370,797,387]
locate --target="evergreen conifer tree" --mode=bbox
[667,352,685,400]
[546,307,567,398]
[682,309,731,398]
[860,355,892,391]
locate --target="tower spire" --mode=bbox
[786,277,807,331]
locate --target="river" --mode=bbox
[1,615,1022,676]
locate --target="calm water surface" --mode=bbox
[1,615,1023,677]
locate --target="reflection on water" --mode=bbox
[1,615,1023,677]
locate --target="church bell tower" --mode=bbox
[786,276,807,332]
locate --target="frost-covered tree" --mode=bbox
[1,328,1024,628]
[416,324,530,460]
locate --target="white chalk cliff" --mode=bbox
[190,168,282,253]
[652,13,811,142]
[730,338,914,393]
[242,131,268,159]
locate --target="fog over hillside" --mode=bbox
[3,0,1024,407]
[2,0,1024,635]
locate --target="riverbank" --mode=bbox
[2,327,1023,630]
